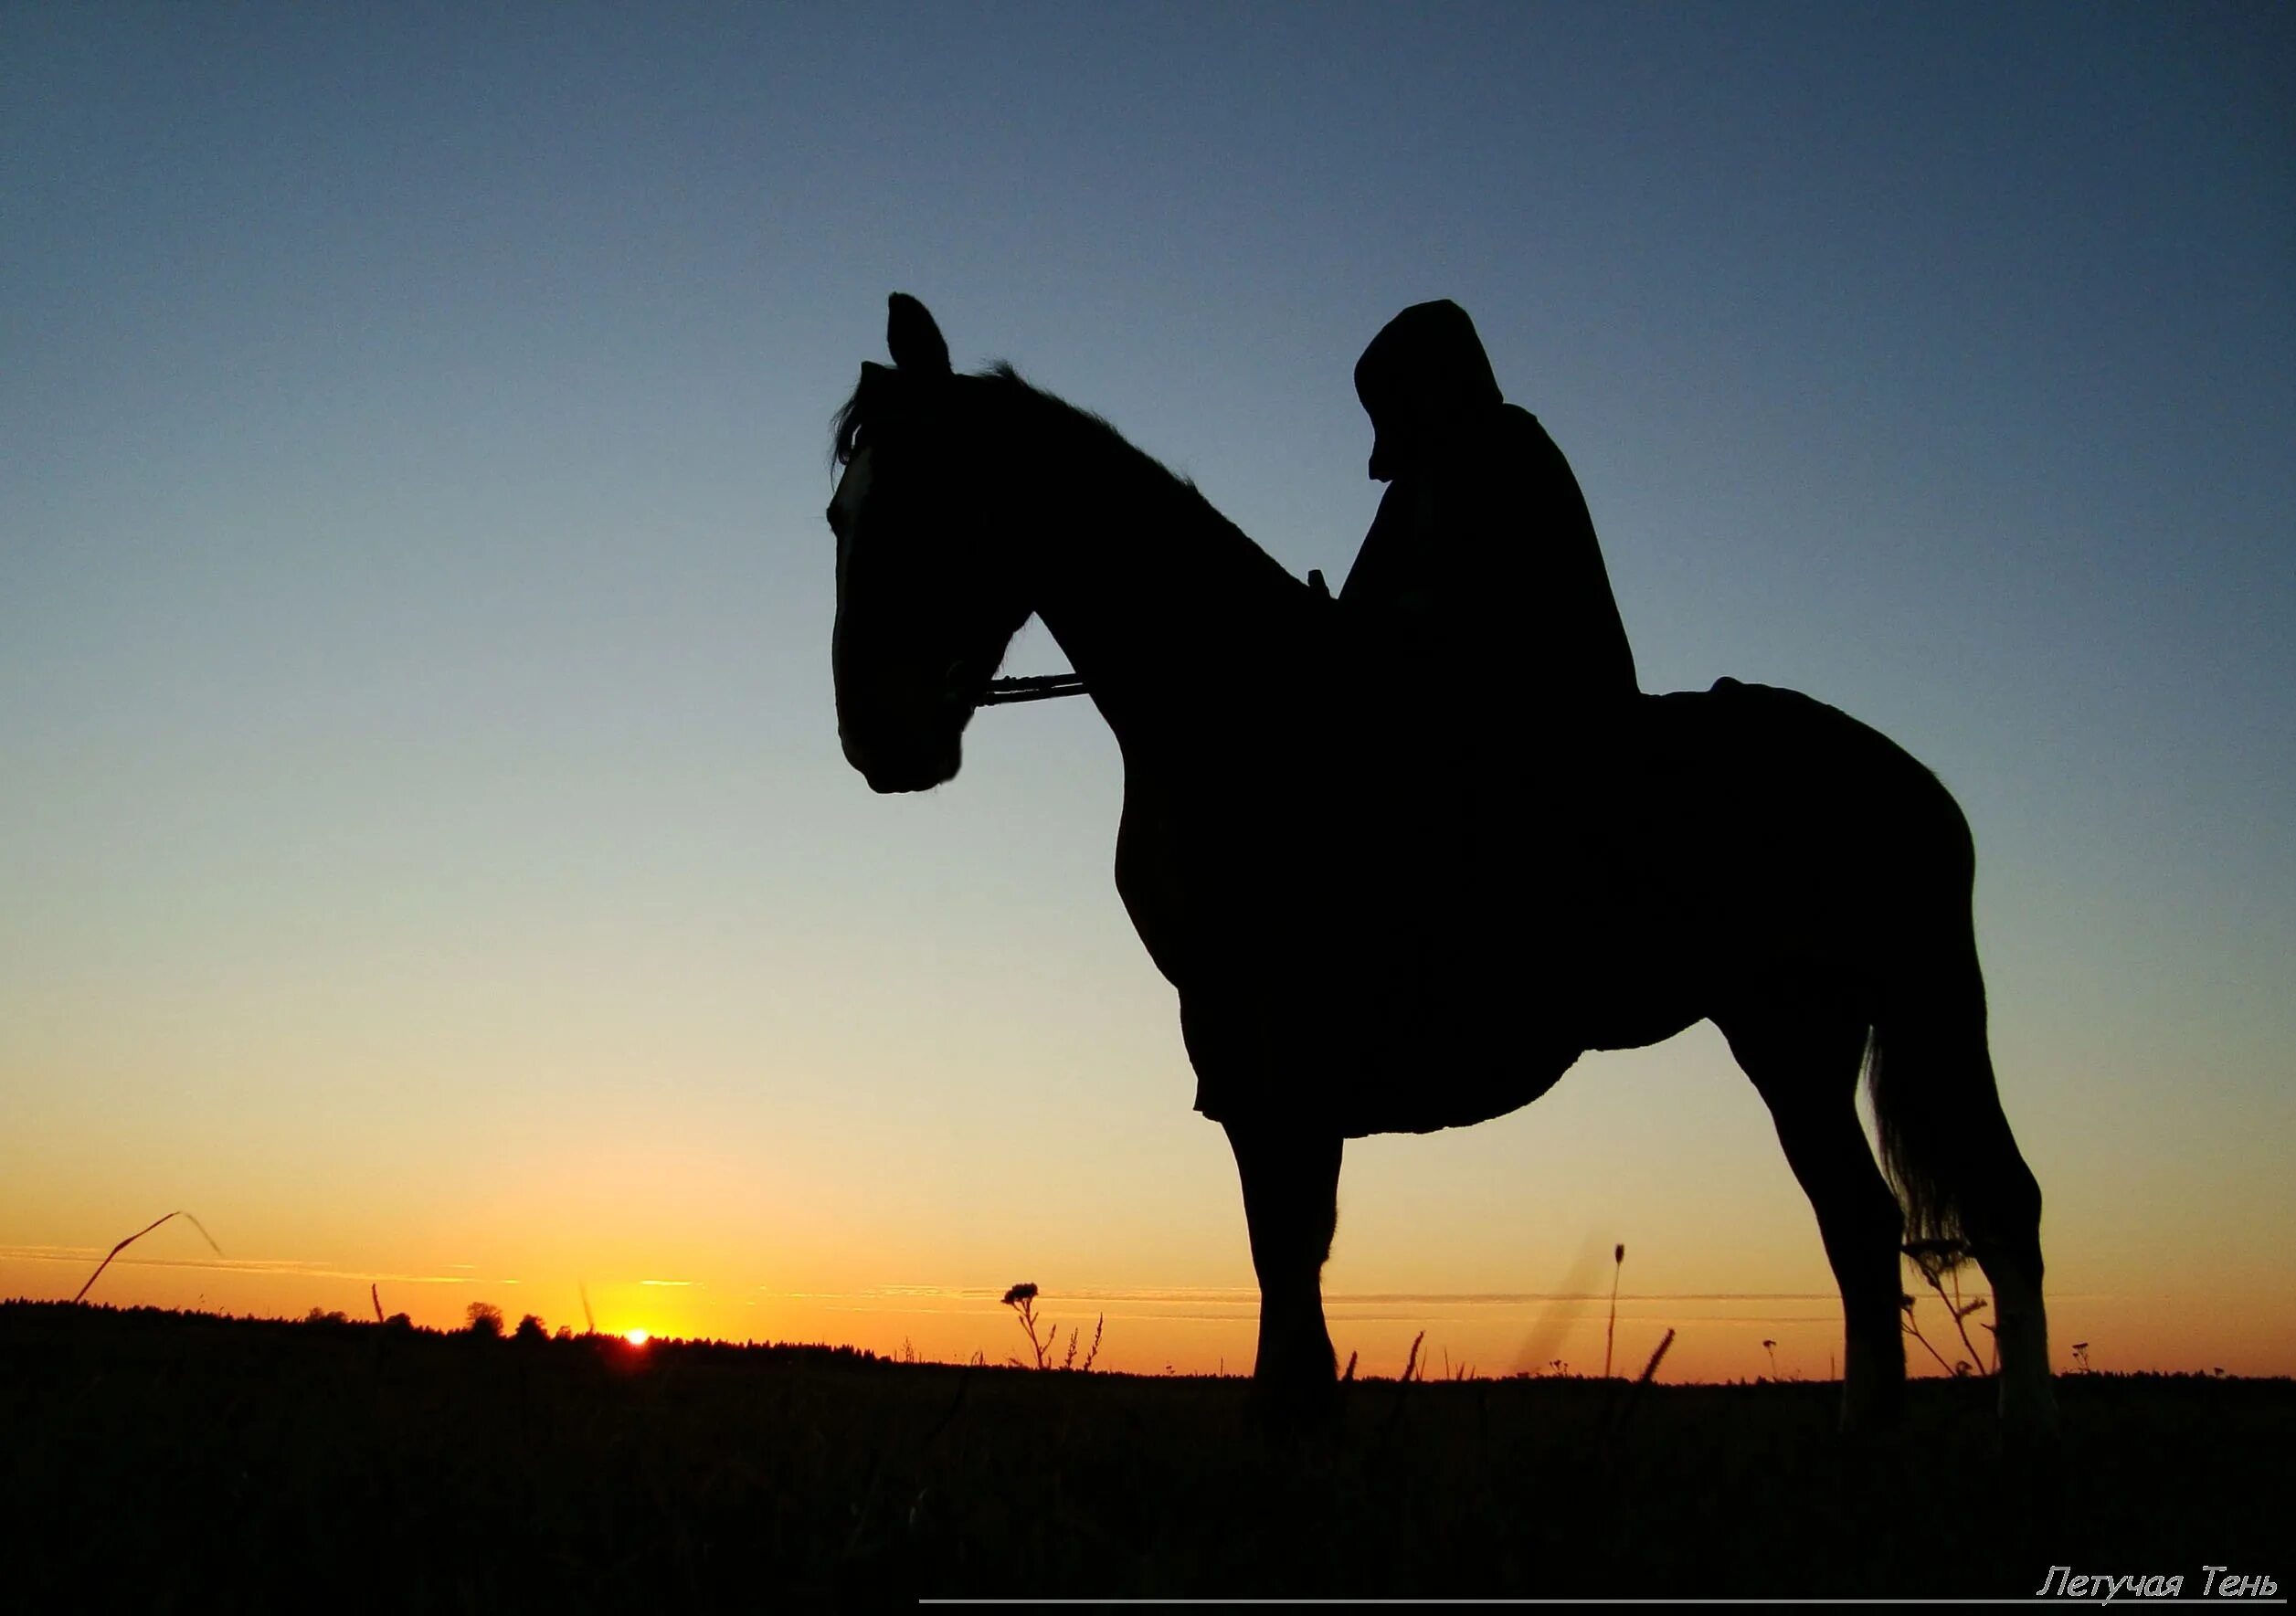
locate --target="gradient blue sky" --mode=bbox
[4,4,2290,1376]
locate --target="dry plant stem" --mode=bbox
[1902,1260,1994,1378]
[1900,1241,1994,1378]
[1605,1243,1624,1379]
[1375,1334,1429,1454]
[1061,1315,1105,1371]
[73,1210,222,1304]
[1002,1284,1051,1369]
[1902,1298,1960,1376]
[1637,1327,1675,1386]
[1604,1327,1677,1443]
[1942,1264,1992,1372]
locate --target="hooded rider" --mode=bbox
[1340,301,1637,756]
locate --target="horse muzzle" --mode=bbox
[840,709,963,794]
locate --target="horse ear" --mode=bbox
[886,293,951,374]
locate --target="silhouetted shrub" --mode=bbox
[465,1303,504,1339]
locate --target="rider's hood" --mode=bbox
[1354,300,1503,482]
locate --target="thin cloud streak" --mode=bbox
[0,1250,2130,1319]
[1,1246,490,1286]
[829,1283,1849,1306]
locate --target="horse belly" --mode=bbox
[1192,856,1593,1137]
[1184,977,1586,1138]
[1306,767,1708,1119]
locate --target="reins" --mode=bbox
[979,673,1087,706]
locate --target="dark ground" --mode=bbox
[2,1301,2285,1609]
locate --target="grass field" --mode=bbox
[4,1300,2285,1607]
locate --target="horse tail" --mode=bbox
[1862,778,2035,1253]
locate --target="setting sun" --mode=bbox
[623,1328,651,1347]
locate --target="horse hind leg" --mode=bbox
[1867,938,2059,1437]
[1720,1010,1908,1433]
[1971,1181,2057,1438]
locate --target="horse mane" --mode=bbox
[831,361,1201,499]
[829,354,1303,623]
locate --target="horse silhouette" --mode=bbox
[827,293,2058,1436]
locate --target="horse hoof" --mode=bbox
[1837,1379,1906,1440]
[1999,1388,2065,1452]
[1247,1374,1343,1447]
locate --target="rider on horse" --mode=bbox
[1341,300,1638,755]
[1307,301,1644,1130]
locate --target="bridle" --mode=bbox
[974,568,1333,711]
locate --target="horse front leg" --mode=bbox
[1223,1116,1342,1425]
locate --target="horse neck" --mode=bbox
[1012,407,1307,760]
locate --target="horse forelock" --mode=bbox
[830,361,994,468]
[828,369,883,469]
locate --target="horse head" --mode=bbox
[828,294,1032,793]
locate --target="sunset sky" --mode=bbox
[5,4,2291,1382]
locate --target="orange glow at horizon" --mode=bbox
[4,1241,2291,1384]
